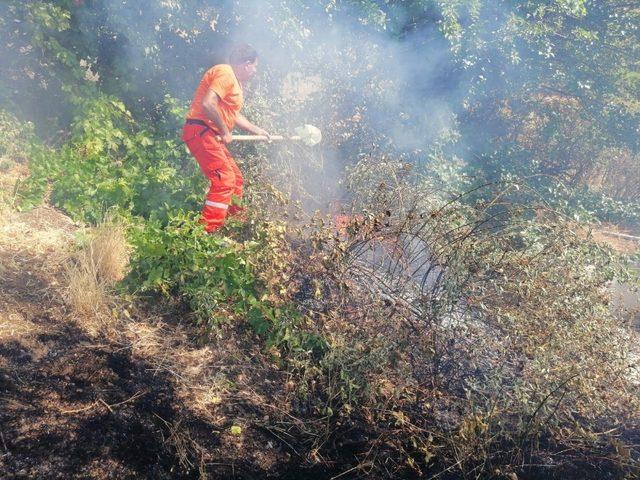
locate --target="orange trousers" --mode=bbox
[182,123,244,232]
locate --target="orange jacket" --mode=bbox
[186,64,243,133]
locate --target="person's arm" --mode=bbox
[201,89,233,144]
[235,113,270,139]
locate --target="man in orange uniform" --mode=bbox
[182,44,270,232]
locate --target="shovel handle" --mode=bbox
[216,134,285,142]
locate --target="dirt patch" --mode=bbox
[1,323,178,478]
[0,204,322,479]
[590,224,639,255]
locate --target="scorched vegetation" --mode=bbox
[1,1,638,479]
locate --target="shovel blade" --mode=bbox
[293,124,322,146]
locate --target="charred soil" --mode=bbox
[0,203,348,479]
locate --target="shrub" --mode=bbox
[126,212,258,331]
[19,96,204,224]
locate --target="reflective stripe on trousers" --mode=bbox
[182,123,243,232]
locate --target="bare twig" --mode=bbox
[60,402,99,415]
[330,462,372,480]
[0,431,8,453]
[600,231,640,241]
[60,391,147,415]
[98,398,114,413]
[107,390,147,408]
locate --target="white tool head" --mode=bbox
[293,124,322,146]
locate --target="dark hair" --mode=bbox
[228,44,258,65]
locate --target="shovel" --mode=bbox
[217,124,322,146]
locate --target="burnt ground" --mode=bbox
[0,203,346,479]
[1,161,637,479]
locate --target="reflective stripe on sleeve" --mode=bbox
[205,200,229,209]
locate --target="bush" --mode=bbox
[125,210,324,356]
[126,212,259,331]
[20,96,204,224]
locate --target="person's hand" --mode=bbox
[254,128,271,142]
[220,132,233,144]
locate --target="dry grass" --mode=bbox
[0,205,78,341]
[0,206,12,230]
[0,307,40,342]
[118,316,233,419]
[65,255,109,316]
[89,220,130,282]
[0,161,28,208]
[0,205,76,254]
[65,219,130,316]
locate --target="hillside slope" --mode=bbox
[0,200,317,478]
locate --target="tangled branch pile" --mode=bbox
[265,158,640,477]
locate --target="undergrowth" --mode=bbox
[18,96,204,223]
[7,81,638,480]
[127,212,259,332]
[257,158,640,478]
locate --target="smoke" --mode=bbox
[1,1,508,210]
[216,0,466,209]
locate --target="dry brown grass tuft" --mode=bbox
[89,220,130,282]
[65,255,109,316]
[65,219,130,316]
